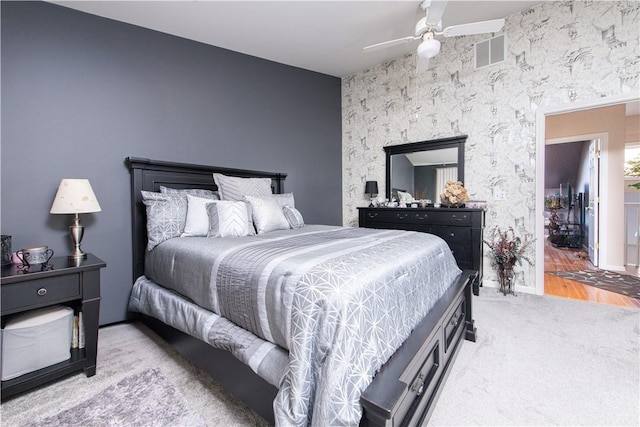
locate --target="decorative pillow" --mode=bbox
[160,186,220,200]
[272,192,295,208]
[244,195,290,234]
[213,173,272,201]
[283,206,305,229]
[141,191,187,251]
[206,201,251,238]
[397,190,414,204]
[182,194,216,237]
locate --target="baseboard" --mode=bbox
[599,264,626,272]
[482,279,537,295]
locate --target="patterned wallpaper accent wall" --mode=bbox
[342,0,639,290]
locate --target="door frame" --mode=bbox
[545,134,606,267]
[534,93,638,295]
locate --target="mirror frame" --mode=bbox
[383,135,467,200]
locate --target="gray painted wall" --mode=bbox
[1,2,342,324]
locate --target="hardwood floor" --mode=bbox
[544,237,640,309]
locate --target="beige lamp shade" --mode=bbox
[50,179,102,214]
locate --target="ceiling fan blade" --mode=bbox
[442,19,505,37]
[423,0,448,26]
[363,35,420,52]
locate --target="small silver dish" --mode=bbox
[16,246,54,266]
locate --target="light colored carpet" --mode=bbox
[1,320,269,427]
[1,291,638,426]
[429,292,640,426]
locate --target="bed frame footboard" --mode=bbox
[360,270,476,426]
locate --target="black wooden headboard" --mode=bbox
[125,157,287,282]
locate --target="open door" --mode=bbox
[586,138,600,266]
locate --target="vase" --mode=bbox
[498,265,515,295]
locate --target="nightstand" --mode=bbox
[1,254,106,400]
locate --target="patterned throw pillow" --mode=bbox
[244,195,290,234]
[141,191,188,251]
[182,194,216,237]
[206,201,251,238]
[283,206,305,229]
[272,193,295,208]
[213,173,272,201]
[160,186,220,200]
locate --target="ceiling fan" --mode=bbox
[363,0,505,59]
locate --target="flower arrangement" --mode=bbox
[483,226,535,268]
[440,180,469,206]
[544,194,567,209]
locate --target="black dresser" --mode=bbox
[358,207,485,295]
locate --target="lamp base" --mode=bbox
[68,214,87,260]
[68,250,87,260]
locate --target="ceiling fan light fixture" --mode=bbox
[417,34,440,58]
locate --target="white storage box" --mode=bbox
[1,306,73,381]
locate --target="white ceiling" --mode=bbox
[53,0,542,77]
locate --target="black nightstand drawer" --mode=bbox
[1,274,81,314]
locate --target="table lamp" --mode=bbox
[50,179,101,259]
[365,180,378,207]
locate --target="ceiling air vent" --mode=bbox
[475,34,505,69]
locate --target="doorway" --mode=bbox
[535,93,640,309]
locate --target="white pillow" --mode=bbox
[181,194,215,237]
[244,195,290,234]
[206,201,251,238]
[283,206,305,229]
[213,173,272,201]
[397,191,414,204]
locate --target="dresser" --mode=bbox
[358,207,485,294]
[1,254,105,399]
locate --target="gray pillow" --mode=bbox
[273,192,295,208]
[141,191,187,251]
[206,201,251,238]
[244,195,290,234]
[213,173,272,201]
[283,206,305,229]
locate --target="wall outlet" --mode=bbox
[494,189,507,201]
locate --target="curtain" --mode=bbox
[436,167,457,196]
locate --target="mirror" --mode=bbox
[384,135,466,202]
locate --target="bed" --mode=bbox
[126,157,477,426]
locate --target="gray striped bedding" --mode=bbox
[129,224,461,426]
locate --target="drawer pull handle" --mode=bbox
[37,288,47,296]
[451,214,467,221]
[411,372,425,396]
[450,318,459,327]
[449,232,455,237]
[368,212,378,218]
[396,213,408,219]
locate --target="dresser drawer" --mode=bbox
[1,274,81,314]
[362,209,412,224]
[412,210,472,226]
[430,226,471,244]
